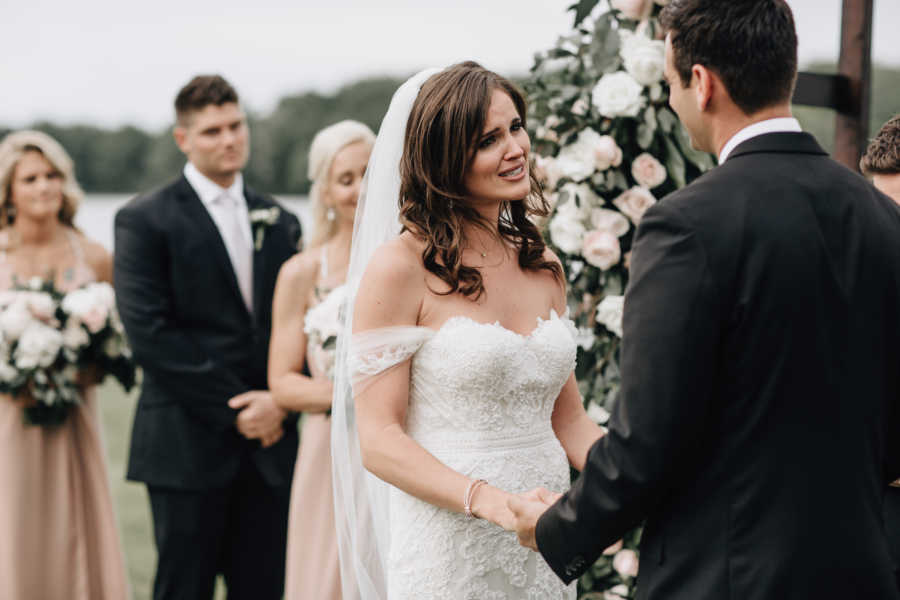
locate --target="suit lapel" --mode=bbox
[175,176,249,317]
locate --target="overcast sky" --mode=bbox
[3,0,898,130]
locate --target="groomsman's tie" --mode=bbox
[216,192,254,312]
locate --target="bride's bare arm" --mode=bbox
[354,239,515,529]
[542,248,606,471]
[551,374,605,471]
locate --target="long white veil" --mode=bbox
[331,67,442,600]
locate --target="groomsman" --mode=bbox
[861,114,900,204]
[510,2,900,599]
[114,75,301,600]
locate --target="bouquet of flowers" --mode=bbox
[0,277,136,426]
[526,1,715,597]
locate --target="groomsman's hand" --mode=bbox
[507,487,560,551]
[229,391,287,447]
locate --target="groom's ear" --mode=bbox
[173,125,189,155]
[692,64,714,112]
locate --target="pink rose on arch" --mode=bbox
[611,0,653,20]
[581,230,621,270]
[603,539,624,556]
[631,152,667,189]
[613,186,657,225]
[613,548,640,577]
[595,135,623,171]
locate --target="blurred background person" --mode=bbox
[268,120,375,600]
[114,75,302,600]
[0,130,127,599]
[861,114,900,204]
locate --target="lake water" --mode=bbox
[76,194,311,251]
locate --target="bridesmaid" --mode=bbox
[0,130,128,599]
[269,120,375,599]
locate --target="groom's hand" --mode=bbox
[507,487,559,551]
[229,391,287,447]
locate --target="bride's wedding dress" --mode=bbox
[349,310,578,599]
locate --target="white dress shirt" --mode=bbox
[718,117,803,164]
[183,162,254,310]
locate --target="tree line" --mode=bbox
[2,65,898,194]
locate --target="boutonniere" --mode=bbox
[248,207,281,251]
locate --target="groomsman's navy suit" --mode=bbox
[114,173,301,600]
[537,132,900,599]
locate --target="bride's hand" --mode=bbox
[471,485,517,531]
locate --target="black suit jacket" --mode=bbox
[114,175,302,490]
[537,133,900,599]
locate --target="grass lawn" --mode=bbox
[97,381,227,600]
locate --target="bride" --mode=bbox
[331,62,604,599]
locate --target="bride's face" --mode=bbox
[9,151,64,223]
[463,89,531,206]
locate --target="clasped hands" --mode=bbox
[228,390,286,448]
[506,487,561,552]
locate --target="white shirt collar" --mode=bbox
[183,162,245,206]
[718,117,802,164]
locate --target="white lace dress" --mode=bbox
[350,310,578,600]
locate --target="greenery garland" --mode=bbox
[525,1,714,597]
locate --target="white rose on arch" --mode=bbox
[549,201,587,255]
[596,294,625,338]
[581,230,621,270]
[631,152,668,188]
[613,186,657,225]
[591,208,630,237]
[619,30,666,86]
[591,72,646,119]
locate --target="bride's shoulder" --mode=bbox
[364,233,426,283]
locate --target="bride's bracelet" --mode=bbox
[464,478,488,518]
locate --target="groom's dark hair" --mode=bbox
[660,0,798,116]
[174,75,240,126]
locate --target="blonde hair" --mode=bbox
[306,120,375,248]
[0,130,84,227]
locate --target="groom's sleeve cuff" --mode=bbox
[536,497,589,584]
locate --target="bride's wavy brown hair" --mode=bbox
[399,61,561,300]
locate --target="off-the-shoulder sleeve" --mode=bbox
[348,326,434,394]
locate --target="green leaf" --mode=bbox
[663,136,687,188]
[656,107,678,133]
[568,0,601,27]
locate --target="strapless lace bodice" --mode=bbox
[350,310,578,599]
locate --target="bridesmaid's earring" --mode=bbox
[326,207,336,222]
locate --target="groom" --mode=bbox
[510,1,900,598]
[114,75,301,600]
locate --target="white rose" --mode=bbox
[587,402,610,424]
[596,294,625,338]
[62,287,111,334]
[560,182,602,211]
[619,29,666,86]
[555,142,596,182]
[15,321,63,369]
[595,135,623,170]
[535,155,563,190]
[575,327,596,350]
[613,186,657,225]
[611,0,653,20]
[613,549,640,577]
[25,292,56,321]
[62,319,89,350]
[571,97,590,116]
[0,300,34,341]
[591,208,630,237]
[582,230,621,270]
[631,152,667,188]
[549,202,587,255]
[0,360,17,383]
[592,72,646,119]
